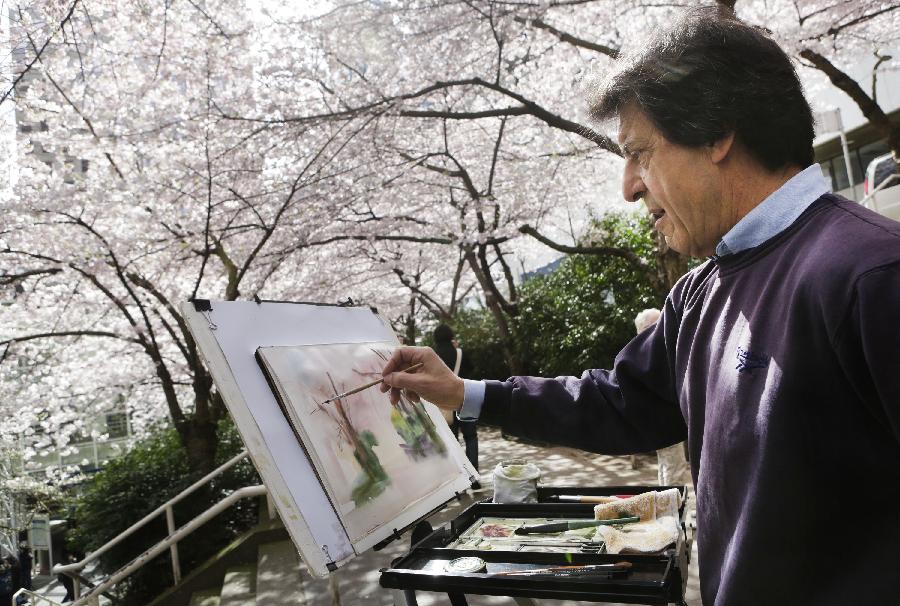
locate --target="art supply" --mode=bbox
[445,556,486,573]
[493,561,632,577]
[492,460,541,503]
[514,517,640,535]
[550,494,635,503]
[320,362,423,404]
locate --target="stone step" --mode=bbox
[220,565,256,606]
[188,588,221,606]
[255,540,306,606]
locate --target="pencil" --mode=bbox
[321,362,424,404]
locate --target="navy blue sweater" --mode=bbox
[482,194,900,605]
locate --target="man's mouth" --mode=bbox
[649,208,665,226]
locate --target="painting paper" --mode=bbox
[256,341,461,544]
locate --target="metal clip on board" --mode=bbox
[191,298,217,330]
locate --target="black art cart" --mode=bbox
[380,485,690,606]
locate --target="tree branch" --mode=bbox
[399,106,529,120]
[519,223,653,272]
[0,0,81,106]
[515,15,619,58]
[0,268,62,286]
[1,330,135,348]
[799,48,899,151]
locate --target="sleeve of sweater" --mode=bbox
[835,260,900,442]
[479,290,687,455]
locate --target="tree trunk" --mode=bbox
[484,290,525,375]
[178,416,219,474]
[405,294,417,345]
[463,248,525,374]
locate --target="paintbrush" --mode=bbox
[492,561,632,577]
[320,362,424,404]
[514,517,640,535]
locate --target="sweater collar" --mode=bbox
[715,164,831,257]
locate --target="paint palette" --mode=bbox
[447,517,605,553]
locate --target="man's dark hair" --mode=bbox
[591,6,814,171]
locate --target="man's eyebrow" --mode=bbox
[621,142,641,155]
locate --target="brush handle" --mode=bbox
[494,562,632,576]
[514,517,640,535]
[324,362,423,403]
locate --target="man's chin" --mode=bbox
[662,236,702,258]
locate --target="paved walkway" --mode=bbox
[301,425,701,606]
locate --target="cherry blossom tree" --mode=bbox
[1,0,390,473]
[2,0,896,480]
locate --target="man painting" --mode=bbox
[380,7,900,604]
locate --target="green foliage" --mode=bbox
[67,417,260,604]
[514,211,661,375]
[434,211,663,380]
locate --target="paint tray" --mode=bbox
[380,485,690,605]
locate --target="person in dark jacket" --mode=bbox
[17,543,32,592]
[431,324,479,477]
[380,7,900,605]
[0,556,16,606]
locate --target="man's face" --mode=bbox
[617,105,726,257]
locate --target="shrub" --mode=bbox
[514,212,661,376]
[67,417,260,604]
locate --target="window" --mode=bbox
[824,156,850,190]
[873,156,899,190]
[105,412,128,439]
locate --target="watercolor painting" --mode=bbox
[256,341,461,543]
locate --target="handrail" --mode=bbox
[68,484,267,606]
[860,172,899,207]
[12,588,66,606]
[54,449,251,578]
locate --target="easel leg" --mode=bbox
[391,589,418,606]
[448,592,469,606]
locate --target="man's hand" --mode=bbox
[380,346,465,411]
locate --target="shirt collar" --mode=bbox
[715,164,832,257]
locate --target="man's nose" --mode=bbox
[622,161,646,203]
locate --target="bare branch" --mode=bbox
[1,330,135,348]
[799,48,898,151]
[399,106,529,120]
[0,267,62,286]
[514,15,620,58]
[519,223,654,273]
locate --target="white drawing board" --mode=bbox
[181,300,477,578]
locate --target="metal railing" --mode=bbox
[860,173,899,208]
[11,588,68,606]
[49,449,268,606]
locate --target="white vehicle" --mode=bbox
[862,152,900,221]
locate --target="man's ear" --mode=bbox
[709,132,736,164]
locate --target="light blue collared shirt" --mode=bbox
[714,164,831,256]
[458,164,832,420]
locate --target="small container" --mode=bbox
[492,459,541,504]
[445,556,487,574]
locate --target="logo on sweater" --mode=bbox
[736,346,769,373]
